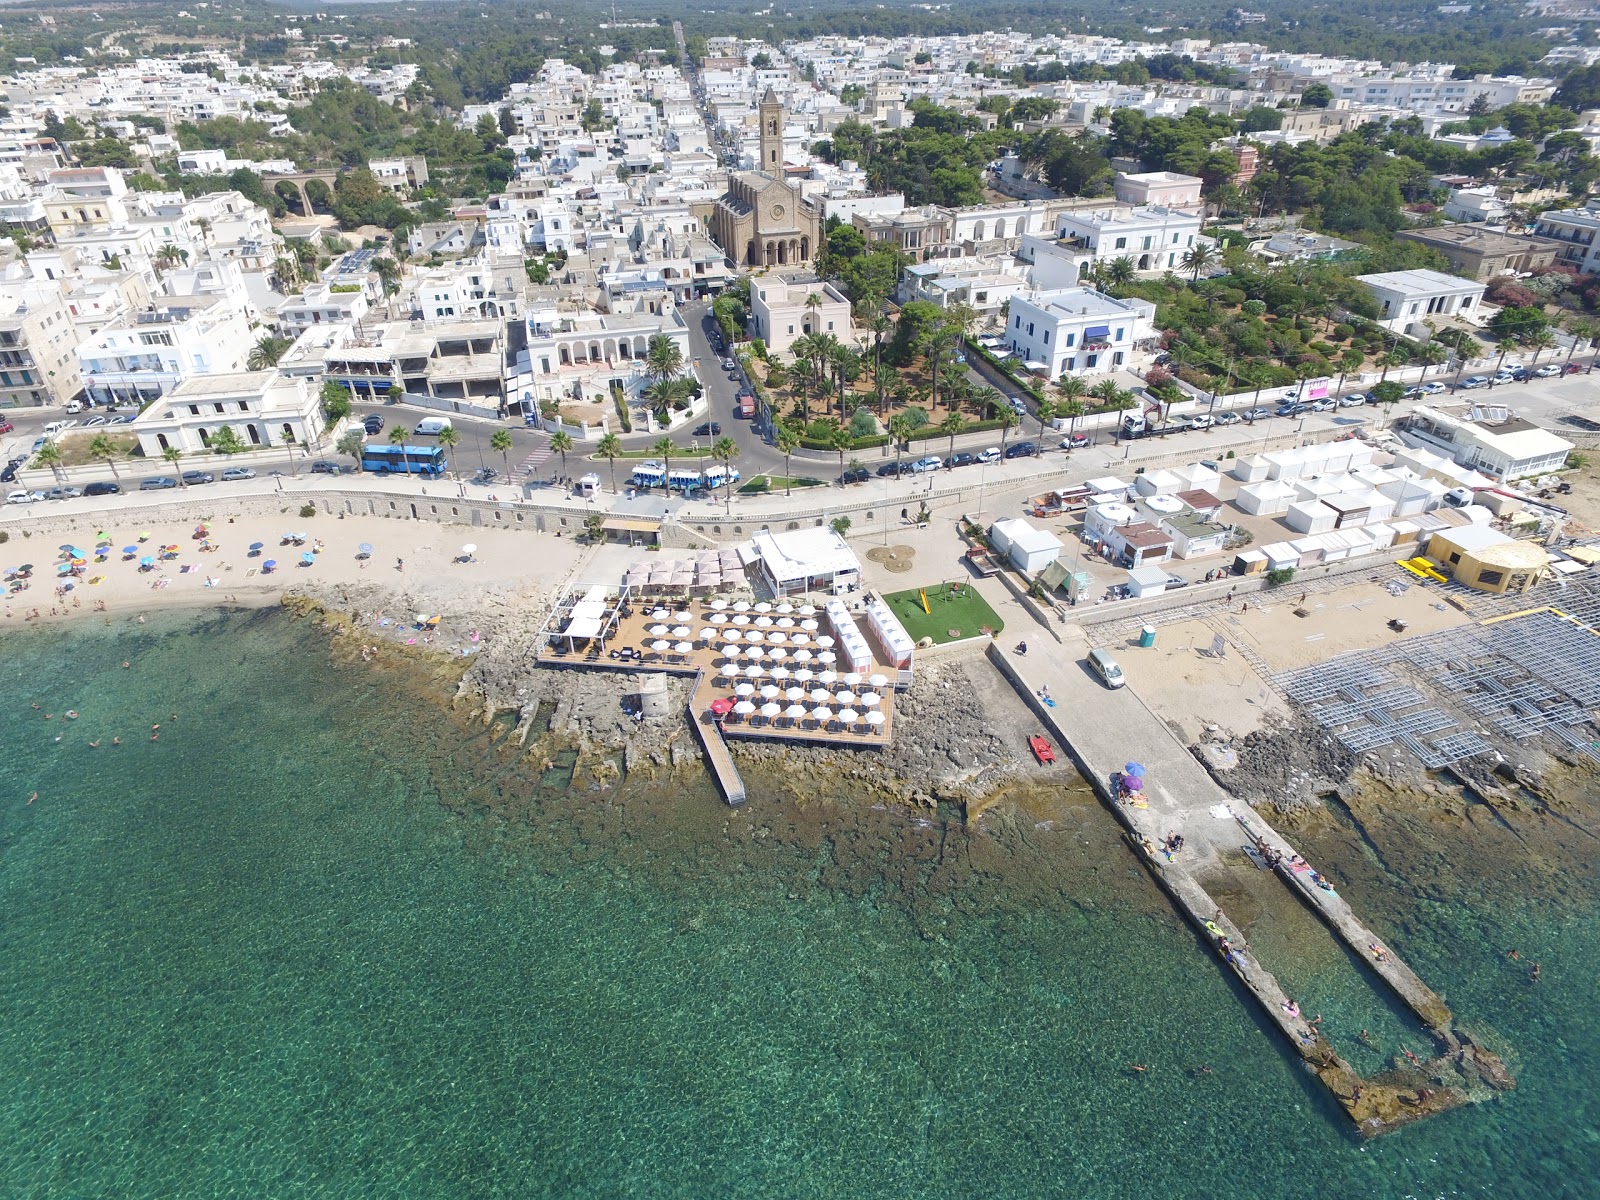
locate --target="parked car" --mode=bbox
[1564,362,1585,375]
[1493,369,1517,384]
[975,447,1002,464]
[0,419,12,434]
[5,488,36,504]
[1534,364,1562,378]
[1460,376,1490,390]
[83,481,121,496]
[1164,574,1191,589]
[692,422,722,437]
[945,451,975,469]
[1421,381,1447,394]
[1214,411,1241,426]
[139,477,178,491]
[362,414,386,435]
[0,465,16,484]
[1242,407,1271,422]
[118,414,137,423]
[1340,393,1367,407]
[1003,441,1038,459]
[43,485,83,500]
[221,466,257,481]
[30,437,48,453]
[875,462,905,477]
[83,415,109,427]
[720,358,735,371]
[909,455,944,474]
[309,460,342,475]
[1062,432,1093,447]
[1510,367,1531,382]
[181,470,214,485]
[1275,402,1308,417]
[839,466,870,484]
[1307,398,1335,412]
[1186,414,1213,430]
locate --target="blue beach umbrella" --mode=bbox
[122,546,138,554]
[139,556,155,568]
[358,543,372,558]
[56,562,74,575]
[1125,762,1147,777]
[263,559,277,571]
[300,552,315,567]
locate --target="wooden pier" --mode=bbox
[686,669,747,806]
[987,642,1514,1136]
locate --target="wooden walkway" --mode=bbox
[685,669,747,806]
[986,642,1514,1137]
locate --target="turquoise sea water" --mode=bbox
[1,607,1598,1197]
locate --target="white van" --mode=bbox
[413,416,453,436]
[1087,648,1125,689]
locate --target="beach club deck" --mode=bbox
[535,589,912,748]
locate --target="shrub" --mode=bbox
[612,388,632,433]
[299,503,317,518]
[1242,299,1267,317]
[1266,566,1296,587]
[1332,323,1354,341]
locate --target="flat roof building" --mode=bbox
[1395,225,1564,282]
[1354,269,1486,334]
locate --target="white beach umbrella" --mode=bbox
[799,604,816,616]
[861,692,882,708]
[790,633,810,646]
[710,612,728,625]
[836,689,857,707]
[755,615,773,628]
[866,711,886,728]
[734,700,756,717]
[794,649,813,664]
[754,601,773,614]
[733,613,751,626]
[776,603,794,615]
[699,628,717,642]
[673,610,692,623]
[722,630,742,643]
[710,598,728,611]
[769,666,790,681]
[744,664,764,679]
[767,631,786,644]
[650,607,670,620]
[801,619,819,631]
[651,639,670,652]
[784,703,808,722]
[809,687,830,704]
[816,635,836,649]
[768,647,788,662]
[733,600,752,613]
[811,705,833,724]
[744,646,765,661]
[785,686,806,702]
[794,668,814,684]
[672,625,691,639]
[869,673,888,688]
[735,682,756,698]
[818,651,837,665]
[777,617,795,629]
[842,672,863,687]
[838,707,859,726]
[719,662,740,678]
[759,684,780,701]
[818,670,838,686]
[673,641,693,655]
[760,702,782,721]
[649,623,668,636]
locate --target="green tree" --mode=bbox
[490,428,514,477]
[831,515,852,538]
[827,421,852,469]
[88,433,121,479]
[162,444,184,483]
[1369,380,1405,417]
[939,410,969,460]
[337,428,366,466]
[549,429,574,478]
[436,425,461,478]
[994,404,1020,453]
[247,335,291,371]
[645,334,684,385]
[388,425,410,476]
[1181,242,1217,283]
[1301,83,1334,108]
[210,426,245,455]
[775,425,800,496]
[596,432,621,492]
[319,380,353,423]
[711,435,740,513]
[650,436,675,489]
[33,440,62,480]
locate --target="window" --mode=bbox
[1113,351,1124,366]
[1141,236,1153,250]
[1114,237,1127,250]
[1065,333,1075,347]
[1115,328,1124,341]
[1448,552,1462,565]
[214,403,225,414]
[1014,315,1021,328]
[1477,569,1504,587]
[1042,330,1049,344]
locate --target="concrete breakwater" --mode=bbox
[986,641,1514,1136]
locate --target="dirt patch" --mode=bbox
[865,545,917,572]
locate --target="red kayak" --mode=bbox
[1029,735,1056,765]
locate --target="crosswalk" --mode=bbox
[515,437,551,478]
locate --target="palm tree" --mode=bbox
[596,431,622,492]
[491,429,514,477]
[388,425,410,476]
[968,384,1004,419]
[88,432,121,478]
[193,217,212,249]
[804,291,823,335]
[1180,242,1217,283]
[154,244,184,276]
[162,444,184,484]
[1102,256,1137,290]
[1335,348,1365,396]
[827,421,851,470]
[1522,328,1556,368]
[549,430,574,478]
[920,322,960,413]
[939,410,969,460]
[1377,348,1410,383]
[247,335,291,371]
[1033,397,1057,442]
[650,435,675,491]
[711,435,740,512]
[644,334,684,386]
[33,439,63,481]
[774,426,800,496]
[1054,373,1088,420]
[872,360,896,415]
[436,424,461,478]
[994,404,1019,453]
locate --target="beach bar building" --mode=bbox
[745,527,862,596]
[864,596,915,683]
[1426,525,1549,593]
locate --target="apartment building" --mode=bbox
[1052,205,1204,272]
[1002,287,1157,378]
[1534,206,1600,275]
[0,280,83,407]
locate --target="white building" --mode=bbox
[131,369,325,457]
[1354,269,1486,335]
[988,517,1064,574]
[1533,206,1600,275]
[749,276,853,358]
[745,525,862,595]
[77,297,253,406]
[1053,205,1204,273]
[1002,287,1157,378]
[1400,404,1572,480]
[1112,171,1204,211]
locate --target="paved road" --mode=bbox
[680,300,785,475]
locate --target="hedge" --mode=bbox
[611,387,632,433]
[964,338,1046,402]
[799,433,890,451]
[907,417,1006,442]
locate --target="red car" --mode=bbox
[0,420,12,434]
[1564,362,1586,376]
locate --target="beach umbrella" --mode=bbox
[744,664,763,679]
[861,692,882,708]
[710,697,734,716]
[721,630,741,644]
[811,705,832,724]
[673,641,693,655]
[673,610,692,623]
[843,673,863,687]
[56,562,74,575]
[735,682,756,698]
[869,673,888,688]
[809,687,830,704]
[839,708,859,726]
[755,615,772,628]
[792,649,813,664]
[733,700,756,717]
[649,623,668,636]
[139,555,155,567]
[816,635,836,649]
[358,543,372,558]
[837,689,857,707]
[776,603,794,615]
[123,546,138,555]
[798,604,815,616]
[57,544,76,552]
[719,662,740,678]
[746,646,766,661]
[777,617,795,629]
[794,668,813,683]
[651,639,670,652]
[732,613,750,626]
[263,560,276,571]
[768,647,788,662]
[699,628,717,642]
[138,531,151,542]
[249,541,264,553]
[754,601,772,614]
[819,651,837,666]
[818,670,839,686]
[672,625,691,639]
[769,667,790,682]
[16,564,30,574]
[710,612,728,624]
[866,711,886,729]
[759,684,780,701]
[1124,776,1144,792]
[650,607,669,619]
[760,701,781,722]
[784,703,807,723]
[301,552,315,566]
[710,598,728,611]
[801,619,819,631]
[790,633,810,646]
[1125,762,1148,778]
[786,686,805,702]
[733,600,751,612]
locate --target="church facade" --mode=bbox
[708,89,821,270]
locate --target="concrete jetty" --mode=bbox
[987,642,1514,1136]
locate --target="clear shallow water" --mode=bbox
[0,608,1597,1197]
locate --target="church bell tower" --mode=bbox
[758,87,784,177]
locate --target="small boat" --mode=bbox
[1029,735,1056,765]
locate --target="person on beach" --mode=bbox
[1282,999,1301,1019]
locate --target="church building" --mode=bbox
[708,89,822,270]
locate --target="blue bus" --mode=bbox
[361,445,448,477]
